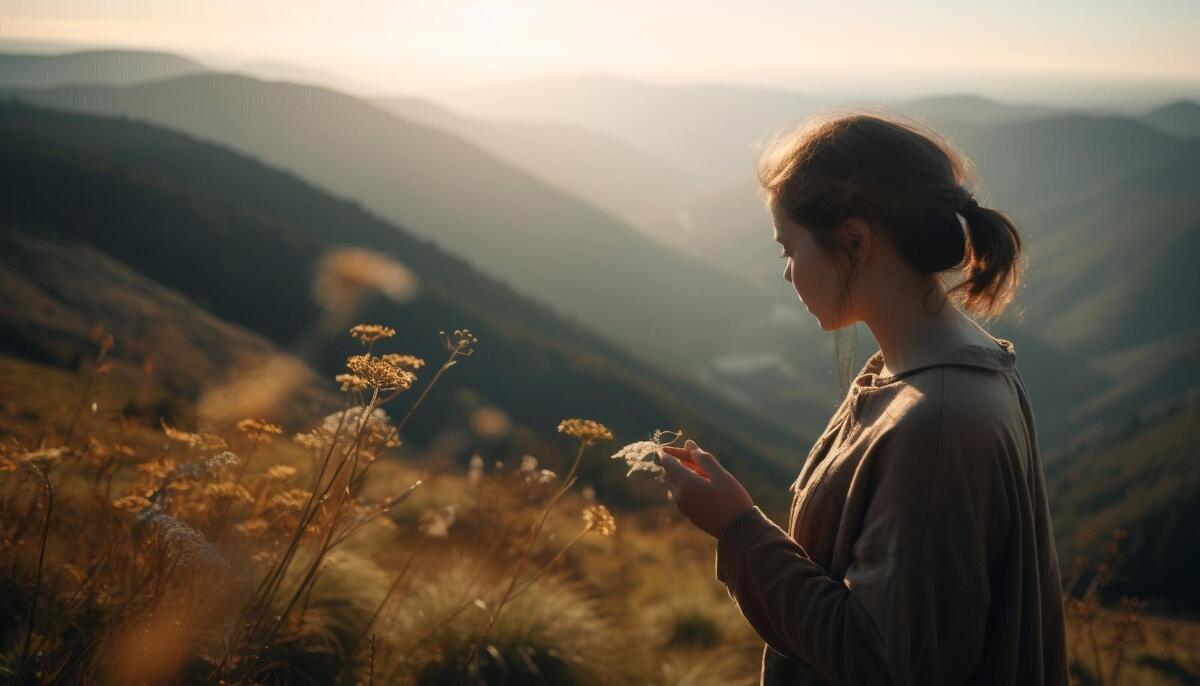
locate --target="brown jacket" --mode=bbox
[715,336,1070,685]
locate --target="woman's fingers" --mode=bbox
[662,454,707,490]
[662,446,709,478]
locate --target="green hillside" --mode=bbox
[4,74,801,384]
[0,99,802,513]
[1045,389,1200,615]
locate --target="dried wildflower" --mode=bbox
[160,419,228,451]
[557,418,613,445]
[336,373,370,392]
[581,486,596,502]
[439,329,479,356]
[137,458,177,480]
[271,488,313,511]
[583,505,616,536]
[520,455,539,472]
[112,494,152,513]
[346,354,416,391]
[381,354,425,370]
[237,418,283,444]
[611,429,682,483]
[267,465,297,480]
[294,431,324,450]
[525,469,557,485]
[18,447,69,470]
[350,324,397,344]
[419,505,457,538]
[236,518,269,536]
[202,482,254,503]
[467,454,485,483]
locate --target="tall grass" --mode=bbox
[0,316,1186,685]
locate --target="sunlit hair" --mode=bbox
[756,110,1025,386]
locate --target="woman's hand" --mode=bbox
[662,439,755,539]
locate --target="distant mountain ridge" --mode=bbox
[0,49,205,87]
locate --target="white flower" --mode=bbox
[611,441,666,482]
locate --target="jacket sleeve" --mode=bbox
[714,412,1009,685]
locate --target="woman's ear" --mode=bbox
[838,217,871,266]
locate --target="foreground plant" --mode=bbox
[456,418,613,681]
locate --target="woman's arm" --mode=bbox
[665,421,1008,685]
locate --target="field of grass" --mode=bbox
[1,326,1197,685]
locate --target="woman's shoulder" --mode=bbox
[866,364,1027,452]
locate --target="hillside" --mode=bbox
[0,99,804,512]
[373,96,698,234]
[1141,99,1200,138]
[0,49,205,87]
[3,74,804,381]
[1045,390,1200,615]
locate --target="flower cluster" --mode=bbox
[439,329,479,356]
[557,418,613,445]
[382,354,425,370]
[350,323,397,344]
[160,419,228,452]
[346,354,417,391]
[237,418,283,444]
[583,505,617,536]
[610,429,682,483]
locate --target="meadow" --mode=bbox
[1,320,1195,686]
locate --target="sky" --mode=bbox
[2,0,1198,108]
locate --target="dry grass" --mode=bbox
[0,322,1196,685]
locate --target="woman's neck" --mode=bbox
[863,288,991,378]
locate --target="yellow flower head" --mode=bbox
[160,419,228,451]
[381,354,426,370]
[557,418,613,445]
[112,494,152,513]
[583,505,616,536]
[237,418,283,444]
[346,354,416,391]
[18,447,69,470]
[336,373,370,392]
[267,465,297,480]
[349,324,397,344]
[202,482,254,503]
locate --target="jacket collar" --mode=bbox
[852,336,1017,392]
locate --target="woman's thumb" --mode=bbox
[690,448,725,480]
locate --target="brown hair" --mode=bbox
[756,111,1025,385]
[758,110,1022,319]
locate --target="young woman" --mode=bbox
[661,113,1070,685]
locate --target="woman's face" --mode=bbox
[770,200,852,331]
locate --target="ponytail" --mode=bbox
[947,200,1024,321]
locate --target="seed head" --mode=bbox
[557,418,613,445]
[112,494,152,513]
[237,418,283,444]
[346,354,416,391]
[267,465,297,480]
[583,505,616,536]
[381,354,426,370]
[336,373,370,392]
[439,329,479,356]
[350,324,397,344]
[160,419,228,451]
